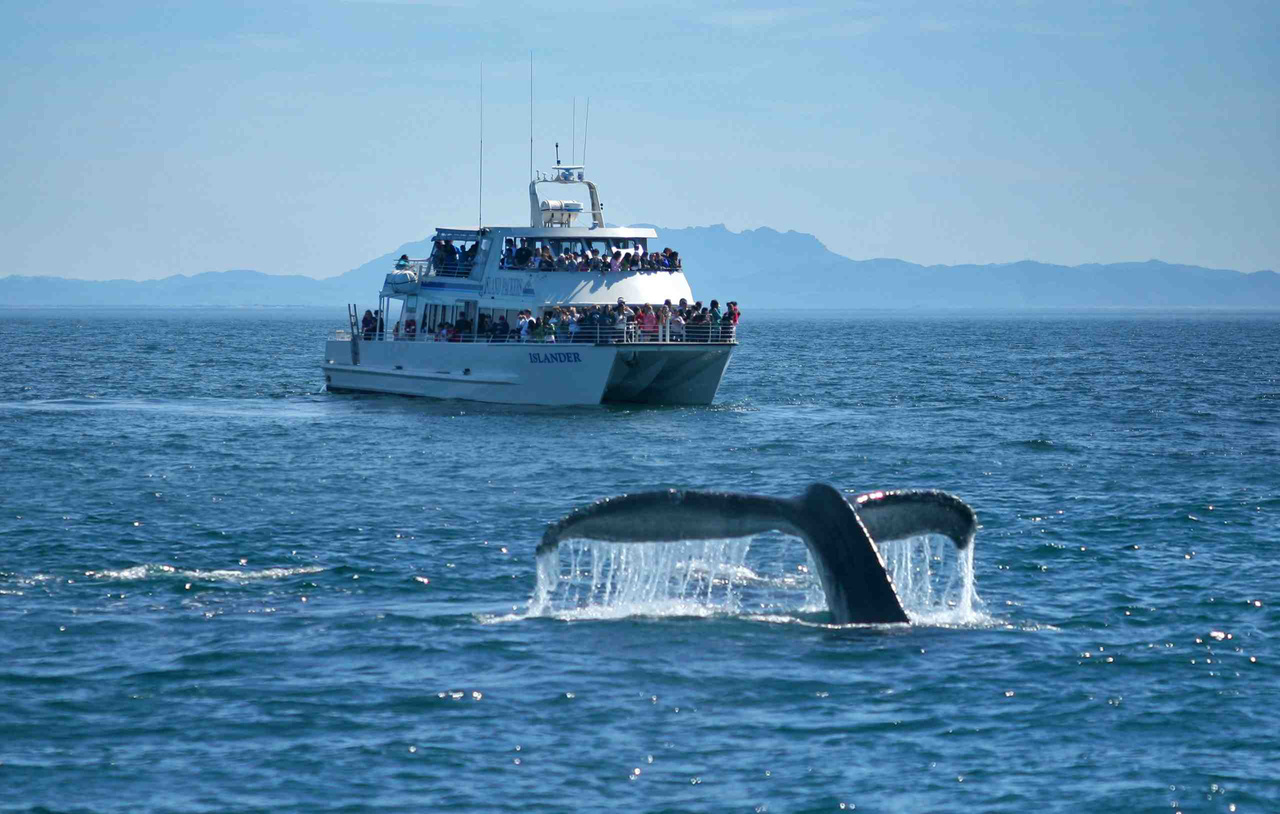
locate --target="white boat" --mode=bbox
[322,162,737,405]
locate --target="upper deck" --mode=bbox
[383,232,692,309]
[375,160,705,309]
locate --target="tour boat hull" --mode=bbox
[322,339,732,406]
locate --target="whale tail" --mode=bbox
[538,483,978,625]
[848,489,977,550]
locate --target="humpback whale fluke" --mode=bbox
[539,483,978,625]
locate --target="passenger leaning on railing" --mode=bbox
[670,308,685,341]
[454,313,473,336]
[721,301,738,340]
[492,315,509,342]
[639,304,659,340]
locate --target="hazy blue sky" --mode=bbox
[2,1,1275,281]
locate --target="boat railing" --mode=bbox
[392,258,477,280]
[432,259,476,278]
[404,257,476,280]
[331,326,739,345]
[499,260,683,274]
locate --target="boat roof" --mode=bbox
[436,226,658,240]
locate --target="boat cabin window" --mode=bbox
[515,237,646,256]
[413,302,478,336]
[430,232,491,274]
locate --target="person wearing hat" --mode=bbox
[613,303,629,343]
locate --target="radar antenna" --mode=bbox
[582,96,590,168]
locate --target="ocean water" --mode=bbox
[1,308,1277,813]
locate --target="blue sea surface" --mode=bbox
[1,308,1277,813]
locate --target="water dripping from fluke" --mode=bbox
[522,483,991,627]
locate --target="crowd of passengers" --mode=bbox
[371,298,741,344]
[391,238,686,275]
[392,242,480,274]
[419,240,481,270]
[500,238,682,272]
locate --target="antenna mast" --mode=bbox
[478,63,484,231]
[582,97,590,167]
[528,51,534,182]
[572,97,576,164]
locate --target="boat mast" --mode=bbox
[528,52,533,183]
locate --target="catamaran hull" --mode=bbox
[322,340,733,406]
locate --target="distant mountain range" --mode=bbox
[2,226,1276,308]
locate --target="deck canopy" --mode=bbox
[485,226,657,240]
[433,228,486,241]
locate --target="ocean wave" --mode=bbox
[0,397,331,419]
[485,606,1002,629]
[1009,438,1070,452]
[82,564,324,582]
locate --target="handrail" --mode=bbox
[392,259,477,279]
[498,260,682,273]
[330,324,738,345]
[392,258,682,277]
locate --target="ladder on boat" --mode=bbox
[346,304,361,366]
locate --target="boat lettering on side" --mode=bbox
[529,352,583,364]
[482,275,532,297]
